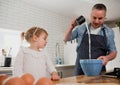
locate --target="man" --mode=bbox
[64,3,117,76]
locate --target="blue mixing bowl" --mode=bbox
[79,59,103,76]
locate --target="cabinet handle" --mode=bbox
[58,72,60,76]
[58,71,62,78]
[60,71,62,78]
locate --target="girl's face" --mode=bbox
[36,32,48,49]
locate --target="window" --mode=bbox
[0,28,28,66]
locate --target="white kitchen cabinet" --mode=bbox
[56,64,75,78]
[106,27,120,71]
[0,67,12,76]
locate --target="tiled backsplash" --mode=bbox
[0,0,71,64]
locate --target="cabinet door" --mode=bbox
[56,66,75,78]
[61,66,75,78]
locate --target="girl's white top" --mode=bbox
[13,47,56,80]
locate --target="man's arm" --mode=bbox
[97,51,117,65]
[106,51,117,60]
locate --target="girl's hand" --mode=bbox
[51,71,60,81]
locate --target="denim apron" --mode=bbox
[75,28,108,75]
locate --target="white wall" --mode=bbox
[106,27,120,71]
[64,41,77,65]
[0,0,71,64]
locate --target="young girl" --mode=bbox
[13,27,60,81]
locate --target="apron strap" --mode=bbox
[102,28,108,51]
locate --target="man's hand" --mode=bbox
[97,56,109,65]
[71,18,77,28]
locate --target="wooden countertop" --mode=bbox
[53,75,120,85]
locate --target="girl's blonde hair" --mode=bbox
[21,27,48,42]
